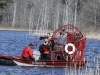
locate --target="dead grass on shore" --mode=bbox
[86,32,100,40]
[0,27,29,31]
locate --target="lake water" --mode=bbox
[0,30,100,75]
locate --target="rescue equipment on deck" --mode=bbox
[65,43,75,54]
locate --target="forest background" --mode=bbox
[0,0,100,39]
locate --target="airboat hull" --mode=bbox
[0,55,86,67]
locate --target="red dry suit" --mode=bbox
[22,46,34,59]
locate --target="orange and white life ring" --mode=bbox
[65,43,75,54]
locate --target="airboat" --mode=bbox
[0,24,87,67]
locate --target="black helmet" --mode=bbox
[28,43,33,46]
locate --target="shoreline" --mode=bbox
[0,28,100,40]
[86,33,100,40]
[0,27,29,31]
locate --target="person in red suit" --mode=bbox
[22,43,35,60]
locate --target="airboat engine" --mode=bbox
[52,24,86,61]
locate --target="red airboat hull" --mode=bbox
[0,55,86,67]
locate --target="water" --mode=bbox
[0,30,100,75]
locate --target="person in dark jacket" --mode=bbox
[38,44,44,60]
[43,39,50,60]
[22,43,35,60]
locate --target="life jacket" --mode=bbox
[43,45,49,54]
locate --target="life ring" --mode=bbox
[65,43,75,54]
